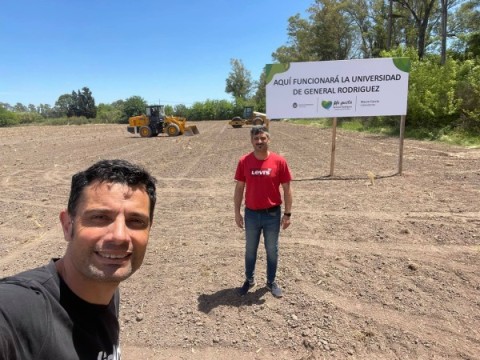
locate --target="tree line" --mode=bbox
[0,92,254,127]
[226,0,480,134]
[1,0,479,136]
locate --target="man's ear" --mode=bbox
[59,209,73,242]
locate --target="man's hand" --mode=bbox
[235,213,244,229]
[281,215,291,230]
[234,181,245,229]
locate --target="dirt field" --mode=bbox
[0,121,479,359]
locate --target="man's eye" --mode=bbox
[128,218,148,229]
[91,215,110,222]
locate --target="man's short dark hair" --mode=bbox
[250,125,270,137]
[67,159,157,222]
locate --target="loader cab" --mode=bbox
[146,105,165,133]
[146,105,165,119]
[243,106,254,120]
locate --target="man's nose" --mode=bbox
[109,218,129,241]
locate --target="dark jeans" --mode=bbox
[244,206,281,284]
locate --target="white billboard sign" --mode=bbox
[266,58,410,119]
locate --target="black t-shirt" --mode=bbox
[0,260,120,360]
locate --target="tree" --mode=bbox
[13,103,27,112]
[174,104,189,117]
[215,99,235,120]
[188,101,206,121]
[272,0,354,63]
[429,0,464,64]
[310,0,354,59]
[0,103,13,111]
[122,96,147,119]
[466,32,480,55]
[272,14,317,63]
[164,105,174,116]
[343,0,390,57]
[55,94,74,117]
[225,58,254,101]
[253,70,267,113]
[38,104,54,118]
[66,87,97,118]
[78,87,96,119]
[96,103,122,123]
[393,0,439,59]
[0,106,18,126]
[271,0,474,64]
[449,0,480,58]
[441,0,449,64]
[67,91,79,117]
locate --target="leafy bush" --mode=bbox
[43,116,90,126]
[17,112,44,124]
[455,59,480,131]
[0,107,18,126]
[186,99,236,121]
[407,56,460,129]
[381,49,453,127]
[96,103,122,123]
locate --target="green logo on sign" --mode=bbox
[322,100,332,109]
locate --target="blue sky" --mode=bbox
[0,0,312,107]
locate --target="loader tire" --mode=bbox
[139,126,152,137]
[166,123,180,136]
[253,117,264,126]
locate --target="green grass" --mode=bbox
[285,118,480,148]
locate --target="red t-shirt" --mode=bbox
[234,152,292,210]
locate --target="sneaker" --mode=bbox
[266,282,283,298]
[238,278,256,296]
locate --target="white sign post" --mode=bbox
[266,58,410,175]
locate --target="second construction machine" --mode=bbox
[228,106,270,129]
[127,105,199,137]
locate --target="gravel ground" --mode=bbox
[0,121,479,359]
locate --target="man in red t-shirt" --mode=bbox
[234,125,293,297]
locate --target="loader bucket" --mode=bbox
[184,125,200,136]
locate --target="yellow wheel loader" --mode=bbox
[127,105,199,137]
[228,106,270,129]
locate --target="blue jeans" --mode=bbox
[244,207,281,284]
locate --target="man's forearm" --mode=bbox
[284,197,292,213]
[282,183,293,213]
[234,196,243,214]
[234,182,245,214]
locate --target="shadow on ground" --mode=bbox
[197,287,269,314]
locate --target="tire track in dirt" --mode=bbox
[295,209,480,221]
[0,169,24,187]
[299,281,480,358]
[284,239,479,279]
[161,121,230,180]
[0,228,64,269]
[152,127,233,184]
[0,168,70,200]
[94,135,169,162]
[0,197,60,210]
